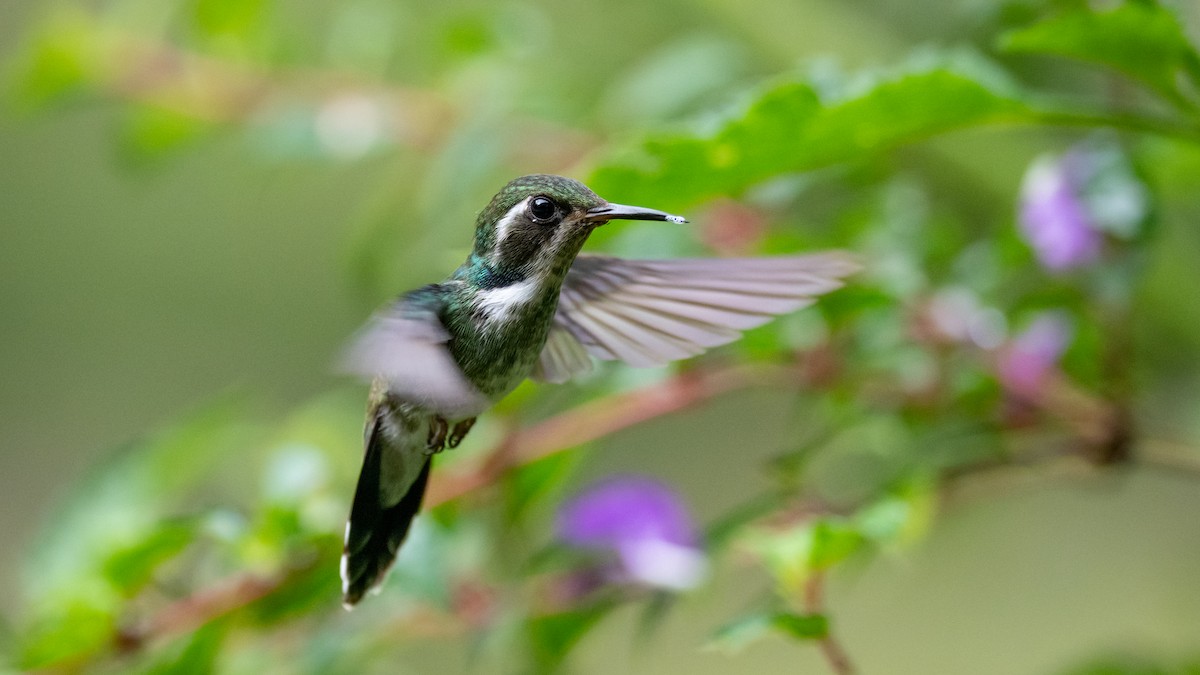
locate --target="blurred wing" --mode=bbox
[339,292,488,416]
[531,320,595,384]
[535,253,858,377]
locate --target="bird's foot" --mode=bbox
[447,418,476,449]
[426,416,449,454]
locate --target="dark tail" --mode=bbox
[341,412,432,608]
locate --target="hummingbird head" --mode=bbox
[469,174,685,282]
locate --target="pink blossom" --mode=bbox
[997,312,1072,398]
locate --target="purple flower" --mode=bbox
[1017,138,1148,272]
[1019,155,1103,271]
[997,312,1072,398]
[556,476,706,590]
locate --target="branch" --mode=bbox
[116,572,283,653]
[424,363,788,506]
[33,19,598,166]
[113,357,1200,657]
[116,363,789,651]
[66,28,451,140]
[803,574,856,675]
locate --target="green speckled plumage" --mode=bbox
[442,281,560,397]
[379,176,608,400]
[440,175,609,398]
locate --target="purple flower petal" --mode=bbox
[615,537,707,590]
[556,476,706,590]
[1019,156,1103,271]
[557,476,697,548]
[998,312,1072,398]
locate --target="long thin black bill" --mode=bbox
[585,202,688,224]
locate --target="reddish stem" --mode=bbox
[804,574,856,675]
[120,363,784,650]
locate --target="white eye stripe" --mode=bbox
[493,198,531,250]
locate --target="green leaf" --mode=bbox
[588,52,1028,211]
[704,493,784,551]
[441,14,497,58]
[23,399,257,608]
[141,620,229,675]
[102,519,197,596]
[503,450,584,524]
[770,611,829,640]
[706,612,776,654]
[383,518,463,607]
[18,601,114,670]
[244,534,341,625]
[526,599,617,674]
[190,0,272,58]
[120,105,216,162]
[194,0,268,36]
[633,592,677,650]
[599,35,749,125]
[706,611,828,654]
[807,519,865,571]
[863,481,937,544]
[1000,3,1200,107]
[5,8,103,109]
[742,515,865,594]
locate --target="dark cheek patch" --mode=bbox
[498,221,552,268]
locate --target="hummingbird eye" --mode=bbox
[528,196,559,224]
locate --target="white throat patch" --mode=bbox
[476,277,541,323]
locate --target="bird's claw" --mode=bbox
[448,418,476,449]
[426,416,477,454]
[426,416,449,454]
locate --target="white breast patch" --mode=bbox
[476,277,541,322]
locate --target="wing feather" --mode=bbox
[339,290,489,417]
[533,252,857,379]
[532,322,594,383]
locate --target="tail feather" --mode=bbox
[341,411,432,608]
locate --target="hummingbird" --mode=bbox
[338,174,856,606]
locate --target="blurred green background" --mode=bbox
[4,0,1200,672]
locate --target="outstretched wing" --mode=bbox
[532,253,858,383]
[339,287,488,417]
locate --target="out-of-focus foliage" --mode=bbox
[1000,2,1200,106]
[589,53,1033,210]
[4,0,1200,673]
